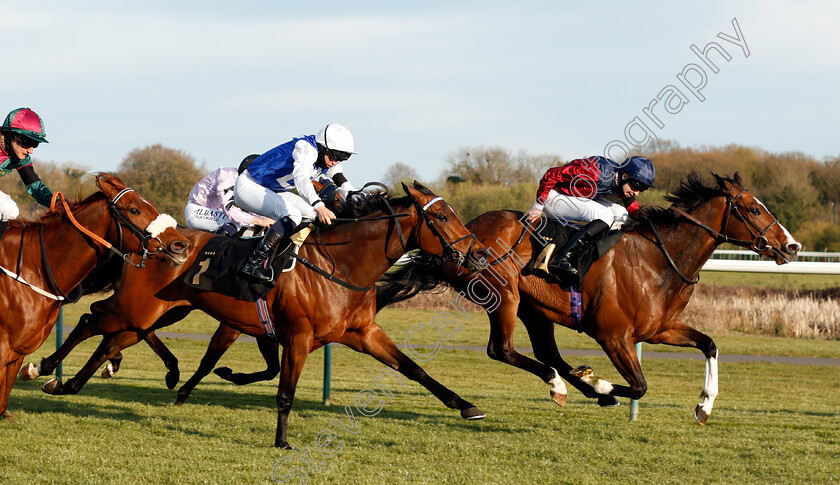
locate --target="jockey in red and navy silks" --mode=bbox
[526,155,656,278]
[234,123,357,283]
[0,108,53,221]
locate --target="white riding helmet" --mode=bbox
[316,123,356,155]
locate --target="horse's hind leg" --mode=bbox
[176,323,242,404]
[486,302,569,406]
[219,334,280,386]
[143,331,180,389]
[517,306,619,407]
[275,334,312,448]
[647,320,718,425]
[339,322,485,420]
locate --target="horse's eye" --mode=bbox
[436,214,448,222]
[749,207,761,216]
[129,208,141,215]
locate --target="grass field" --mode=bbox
[1,303,838,484]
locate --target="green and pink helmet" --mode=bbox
[2,108,48,143]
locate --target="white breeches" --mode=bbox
[234,170,316,226]
[542,190,628,229]
[0,190,20,221]
[184,202,233,232]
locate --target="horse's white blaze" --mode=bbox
[755,197,801,250]
[145,214,177,238]
[548,368,567,395]
[699,355,719,416]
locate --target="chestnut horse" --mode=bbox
[376,172,801,424]
[0,173,190,418]
[22,183,488,447]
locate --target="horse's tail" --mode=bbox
[376,252,449,312]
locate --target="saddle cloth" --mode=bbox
[524,218,624,289]
[182,235,293,302]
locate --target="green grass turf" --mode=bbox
[2,318,838,484]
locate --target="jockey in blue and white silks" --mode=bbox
[234,123,357,283]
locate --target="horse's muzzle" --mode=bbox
[466,249,490,272]
[161,239,191,266]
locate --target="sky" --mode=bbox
[2,0,838,185]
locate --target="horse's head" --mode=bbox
[714,172,801,264]
[96,173,191,266]
[402,181,489,272]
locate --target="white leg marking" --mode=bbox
[19,362,41,380]
[101,362,116,379]
[699,355,719,416]
[548,368,568,396]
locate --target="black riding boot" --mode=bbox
[239,219,291,283]
[548,220,610,277]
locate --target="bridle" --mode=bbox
[649,186,781,285]
[669,187,780,252]
[291,191,481,291]
[413,196,479,270]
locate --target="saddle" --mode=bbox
[524,218,624,289]
[182,234,296,301]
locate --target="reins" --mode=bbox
[647,185,782,285]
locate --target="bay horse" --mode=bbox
[0,173,191,418]
[22,182,489,447]
[376,172,801,424]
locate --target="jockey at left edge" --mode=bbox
[0,108,53,221]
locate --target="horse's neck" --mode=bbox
[37,202,112,292]
[312,207,418,285]
[641,200,725,284]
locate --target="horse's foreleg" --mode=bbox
[0,351,23,417]
[222,334,280,386]
[275,335,311,449]
[487,303,569,406]
[176,323,241,404]
[19,311,104,381]
[144,331,180,389]
[647,321,718,425]
[42,330,143,396]
[339,323,485,420]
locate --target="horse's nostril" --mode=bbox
[787,243,801,254]
[171,241,187,254]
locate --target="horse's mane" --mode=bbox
[636,172,733,226]
[330,183,433,223]
[6,190,106,228]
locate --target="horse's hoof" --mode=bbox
[165,371,180,390]
[598,395,620,407]
[550,390,567,406]
[101,363,116,379]
[42,378,62,395]
[460,407,486,420]
[19,363,40,381]
[694,404,709,426]
[213,367,233,381]
[275,440,292,449]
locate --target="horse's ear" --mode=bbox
[401,181,410,194]
[733,171,744,186]
[96,173,127,198]
[713,173,727,189]
[412,180,428,191]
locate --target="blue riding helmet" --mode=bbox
[623,156,655,188]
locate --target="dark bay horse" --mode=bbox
[0,173,191,418]
[376,173,801,424]
[22,183,488,447]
